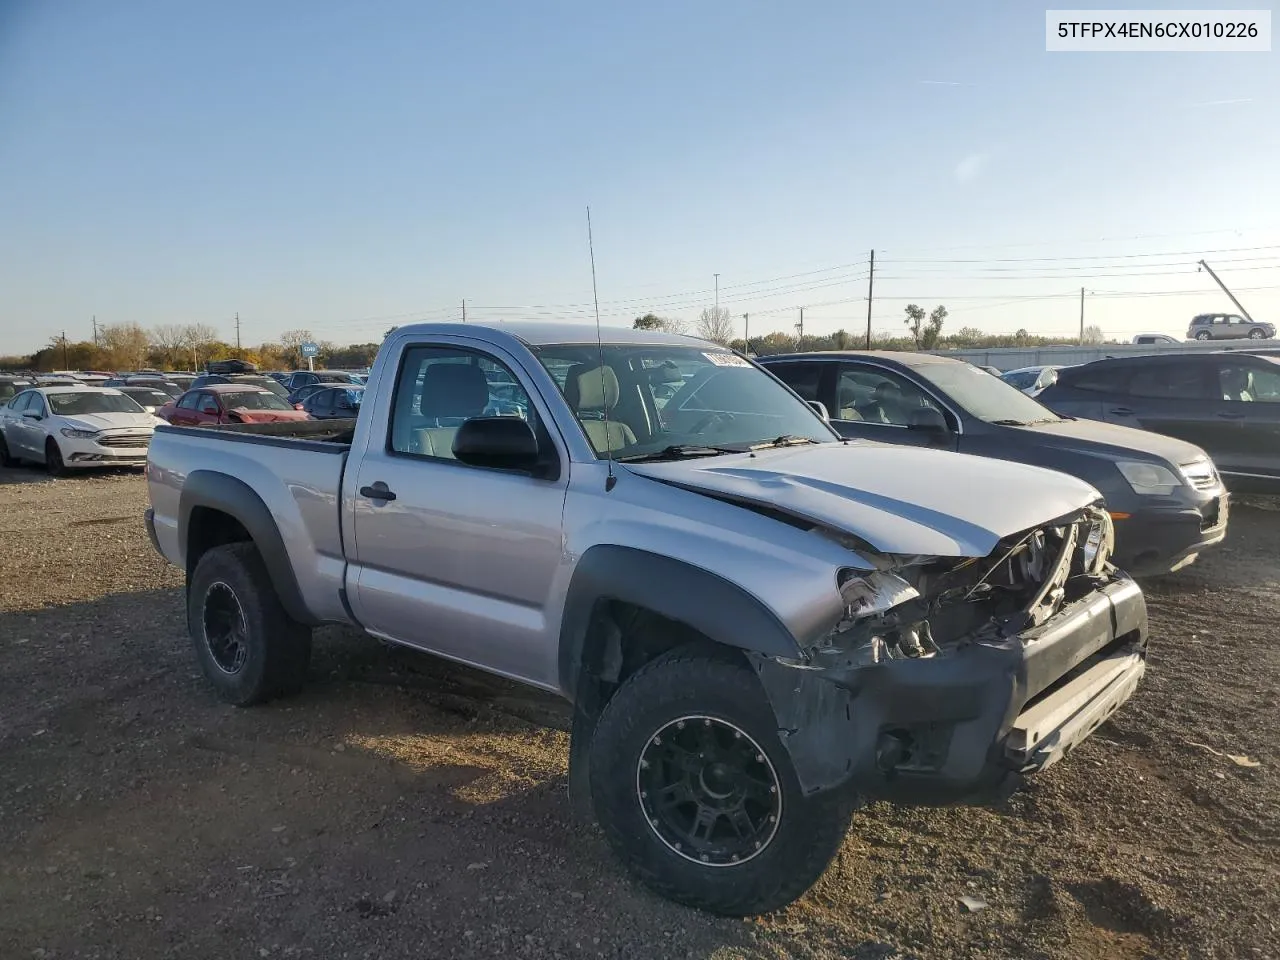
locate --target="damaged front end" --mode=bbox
[752,503,1147,805]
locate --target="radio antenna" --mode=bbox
[586,206,616,491]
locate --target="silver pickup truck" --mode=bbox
[146,322,1148,916]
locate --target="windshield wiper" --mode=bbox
[990,419,1032,426]
[747,435,820,450]
[616,444,742,463]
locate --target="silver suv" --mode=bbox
[1187,313,1275,341]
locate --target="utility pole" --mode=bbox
[461,299,467,323]
[92,315,98,348]
[742,313,749,356]
[1079,287,1085,345]
[1199,259,1255,322]
[796,307,805,350]
[235,312,241,351]
[61,330,68,369]
[714,273,720,313]
[865,249,875,349]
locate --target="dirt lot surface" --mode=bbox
[1,469,1276,960]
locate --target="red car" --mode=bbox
[159,385,311,426]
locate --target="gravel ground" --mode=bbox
[0,468,1276,960]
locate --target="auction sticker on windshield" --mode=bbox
[704,352,751,367]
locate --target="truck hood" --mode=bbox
[60,413,157,432]
[1007,417,1207,465]
[623,443,1101,558]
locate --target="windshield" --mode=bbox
[220,391,292,411]
[533,343,837,458]
[47,391,146,415]
[916,363,1059,424]
[121,388,171,407]
[1000,371,1039,391]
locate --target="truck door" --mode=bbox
[347,341,570,689]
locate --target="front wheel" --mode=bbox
[0,434,17,468]
[1195,331,1212,341]
[589,647,858,915]
[45,439,66,476]
[1249,328,1268,340]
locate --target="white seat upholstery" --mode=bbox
[566,365,636,453]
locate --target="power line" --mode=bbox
[878,242,1280,265]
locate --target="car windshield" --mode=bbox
[47,391,145,415]
[121,388,171,406]
[532,343,837,459]
[1000,371,1039,390]
[220,391,292,411]
[915,362,1060,425]
[222,376,289,398]
[131,380,182,397]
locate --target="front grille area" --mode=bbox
[1181,460,1219,491]
[97,434,151,449]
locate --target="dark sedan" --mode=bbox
[761,351,1228,576]
[299,384,363,419]
[1038,352,1280,494]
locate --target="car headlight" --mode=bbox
[60,428,98,439]
[1116,461,1181,495]
[1081,511,1114,575]
[837,569,919,619]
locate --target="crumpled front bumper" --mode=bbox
[753,575,1148,805]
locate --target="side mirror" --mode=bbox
[453,417,543,473]
[807,400,830,422]
[907,406,949,434]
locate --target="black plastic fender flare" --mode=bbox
[558,544,803,819]
[178,470,317,626]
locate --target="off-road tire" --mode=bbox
[0,434,17,468]
[44,439,66,476]
[187,542,312,706]
[588,645,859,916]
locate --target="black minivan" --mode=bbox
[1037,352,1280,494]
[761,351,1228,576]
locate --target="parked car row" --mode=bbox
[0,379,365,474]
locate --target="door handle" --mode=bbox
[360,483,397,502]
[1109,407,1134,417]
[1216,411,1246,420]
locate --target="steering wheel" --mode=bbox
[688,410,737,435]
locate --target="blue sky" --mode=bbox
[1,0,1277,353]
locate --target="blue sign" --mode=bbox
[300,342,319,358]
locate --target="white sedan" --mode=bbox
[0,386,163,475]
[1000,365,1063,397]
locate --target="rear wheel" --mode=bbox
[0,434,17,468]
[588,646,859,916]
[44,439,66,476]
[187,542,312,706]
[1195,331,1212,341]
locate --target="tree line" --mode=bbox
[0,323,382,373]
[633,305,1110,355]
[2,309,1112,374]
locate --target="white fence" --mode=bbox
[927,340,1274,372]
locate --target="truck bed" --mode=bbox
[170,418,358,444]
[147,420,357,624]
